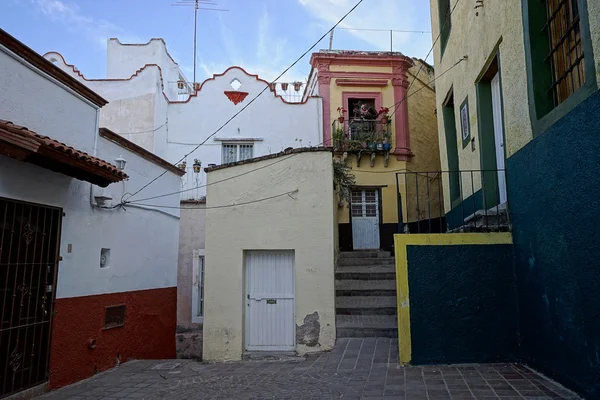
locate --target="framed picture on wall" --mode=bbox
[460,98,470,148]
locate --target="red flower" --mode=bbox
[378,107,390,116]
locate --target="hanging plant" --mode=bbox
[333,159,355,206]
[293,81,302,91]
[270,82,277,92]
[178,161,187,171]
[281,82,289,91]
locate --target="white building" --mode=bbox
[43,38,323,332]
[0,29,183,395]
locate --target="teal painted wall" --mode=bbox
[407,244,518,364]
[507,90,600,399]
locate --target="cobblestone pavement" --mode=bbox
[40,338,580,400]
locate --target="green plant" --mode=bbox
[333,159,355,205]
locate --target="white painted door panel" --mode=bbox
[491,73,507,204]
[351,190,380,249]
[245,251,295,351]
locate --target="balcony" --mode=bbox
[332,118,392,167]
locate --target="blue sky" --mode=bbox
[0,0,433,82]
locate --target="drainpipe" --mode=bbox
[89,109,101,209]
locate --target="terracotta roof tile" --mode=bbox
[0,119,127,180]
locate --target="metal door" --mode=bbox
[351,190,380,250]
[245,251,294,351]
[0,198,62,398]
[491,73,507,204]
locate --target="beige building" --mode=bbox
[202,148,336,361]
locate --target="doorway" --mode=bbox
[245,251,295,351]
[351,189,380,250]
[0,198,62,398]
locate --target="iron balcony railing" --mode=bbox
[331,119,392,151]
[396,170,510,234]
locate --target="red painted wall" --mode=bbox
[48,287,176,389]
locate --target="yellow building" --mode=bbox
[306,50,441,251]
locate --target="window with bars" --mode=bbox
[221,143,254,164]
[523,0,596,130]
[544,0,585,106]
[351,190,379,218]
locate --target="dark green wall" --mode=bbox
[407,244,519,364]
[507,90,600,399]
[445,190,483,230]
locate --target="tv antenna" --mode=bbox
[171,0,229,84]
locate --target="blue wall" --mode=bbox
[507,90,600,399]
[407,244,519,364]
[445,190,483,230]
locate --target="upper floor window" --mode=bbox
[438,0,452,55]
[523,0,596,132]
[222,143,253,164]
[545,0,585,106]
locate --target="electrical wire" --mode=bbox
[130,190,298,210]
[126,154,296,203]
[115,122,168,135]
[335,27,431,33]
[123,0,365,202]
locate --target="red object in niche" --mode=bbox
[224,91,249,105]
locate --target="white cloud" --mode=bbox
[298,0,433,60]
[33,0,140,49]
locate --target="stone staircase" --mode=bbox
[335,251,398,338]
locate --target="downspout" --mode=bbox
[89,109,101,209]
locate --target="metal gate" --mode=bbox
[0,198,62,398]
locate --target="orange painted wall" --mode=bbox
[48,287,176,389]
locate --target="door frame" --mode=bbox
[243,250,296,351]
[475,48,507,209]
[0,197,62,397]
[348,187,383,250]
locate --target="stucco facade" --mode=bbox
[0,31,181,393]
[307,51,441,250]
[203,150,336,361]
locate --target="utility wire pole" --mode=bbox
[171,0,229,84]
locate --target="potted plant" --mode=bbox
[193,159,202,173]
[333,128,345,150]
[337,107,347,123]
[378,107,390,124]
[177,161,186,171]
[293,81,302,91]
[383,130,392,151]
[281,82,289,91]
[177,80,185,89]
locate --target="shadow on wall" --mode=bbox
[506,89,600,400]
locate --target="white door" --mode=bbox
[491,73,507,204]
[245,251,295,351]
[351,189,380,250]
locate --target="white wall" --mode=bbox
[1,42,181,299]
[1,48,98,155]
[203,151,336,361]
[168,67,323,199]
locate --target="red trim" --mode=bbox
[342,91,383,114]
[43,53,319,107]
[336,79,388,87]
[392,76,413,160]
[49,287,176,389]
[224,91,249,105]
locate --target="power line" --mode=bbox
[130,190,298,210]
[126,154,296,203]
[336,27,431,34]
[124,0,365,202]
[115,122,168,135]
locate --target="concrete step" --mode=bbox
[339,251,391,259]
[335,279,396,297]
[338,257,395,267]
[335,265,395,274]
[336,315,398,338]
[335,268,395,281]
[336,296,397,315]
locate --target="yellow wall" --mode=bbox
[331,62,441,225]
[429,0,600,213]
[393,232,513,364]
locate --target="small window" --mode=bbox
[104,305,125,329]
[438,0,452,55]
[221,143,253,164]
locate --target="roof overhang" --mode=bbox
[0,120,127,187]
